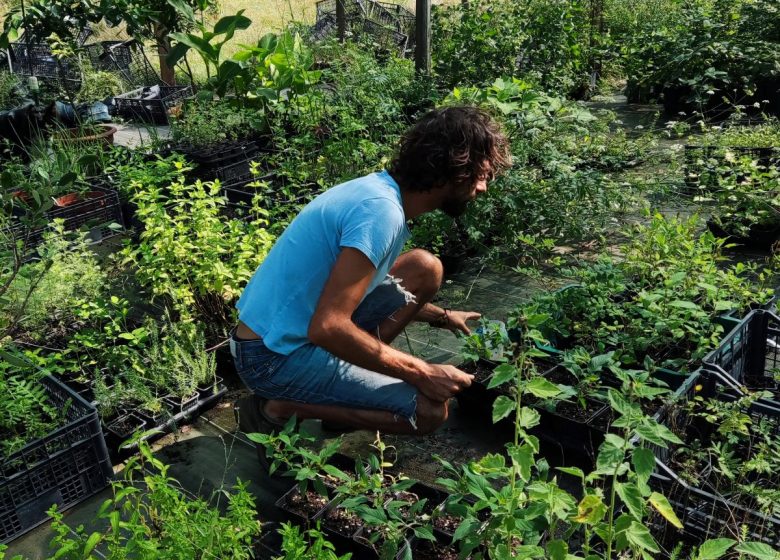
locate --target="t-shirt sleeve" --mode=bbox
[339,198,403,267]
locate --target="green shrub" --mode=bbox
[623,0,780,116]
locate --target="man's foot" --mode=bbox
[234,395,286,470]
[320,420,360,434]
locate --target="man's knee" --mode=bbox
[395,249,444,298]
[414,394,448,435]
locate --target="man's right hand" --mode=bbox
[417,364,474,403]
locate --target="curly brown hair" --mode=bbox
[388,106,511,193]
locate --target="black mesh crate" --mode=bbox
[114,85,192,125]
[10,183,124,251]
[703,309,780,399]
[646,369,780,546]
[8,43,80,83]
[0,375,113,544]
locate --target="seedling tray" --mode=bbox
[106,379,227,458]
[0,376,113,544]
[703,309,780,401]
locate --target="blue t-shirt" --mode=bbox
[236,170,411,355]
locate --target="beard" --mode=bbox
[441,186,472,217]
[441,196,470,218]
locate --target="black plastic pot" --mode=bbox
[275,485,333,527]
[706,218,780,250]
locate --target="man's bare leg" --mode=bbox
[264,393,447,435]
[375,248,444,343]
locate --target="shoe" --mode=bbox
[234,395,285,470]
[320,420,360,434]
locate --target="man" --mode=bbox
[232,106,511,444]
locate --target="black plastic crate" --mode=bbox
[114,85,192,125]
[703,309,780,399]
[8,43,80,83]
[0,375,113,544]
[11,184,124,251]
[647,369,780,546]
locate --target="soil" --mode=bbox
[109,414,144,437]
[321,505,363,537]
[433,513,461,534]
[283,488,330,520]
[553,399,603,423]
[414,541,465,560]
[460,361,494,384]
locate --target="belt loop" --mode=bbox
[229,328,240,361]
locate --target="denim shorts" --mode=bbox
[230,277,419,426]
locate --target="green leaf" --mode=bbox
[413,525,436,541]
[83,532,103,556]
[669,300,699,310]
[492,395,516,423]
[508,444,534,482]
[734,542,780,560]
[632,448,656,483]
[616,482,646,520]
[648,492,683,529]
[624,521,660,553]
[526,377,563,399]
[166,41,191,66]
[166,0,195,22]
[452,517,481,543]
[214,13,252,35]
[574,494,607,524]
[546,539,568,560]
[488,363,517,388]
[697,538,737,560]
[517,406,541,429]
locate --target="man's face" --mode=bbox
[441,166,491,218]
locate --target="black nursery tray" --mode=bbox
[82,378,227,460]
[0,376,113,544]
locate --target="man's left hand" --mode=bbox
[441,310,481,335]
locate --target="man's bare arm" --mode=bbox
[308,248,472,402]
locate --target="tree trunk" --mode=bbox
[155,24,176,85]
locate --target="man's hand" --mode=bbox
[442,310,481,335]
[416,364,474,403]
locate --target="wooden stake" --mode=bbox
[415,0,431,74]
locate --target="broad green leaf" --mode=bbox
[488,363,518,388]
[669,300,699,310]
[625,521,660,553]
[574,494,606,524]
[452,517,481,542]
[517,406,541,429]
[546,539,568,560]
[492,395,516,423]
[632,448,656,482]
[166,0,195,22]
[697,538,737,560]
[648,492,683,529]
[526,377,563,399]
[616,481,645,520]
[734,542,780,559]
[508,444,534,482]
[214,13,252,35]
